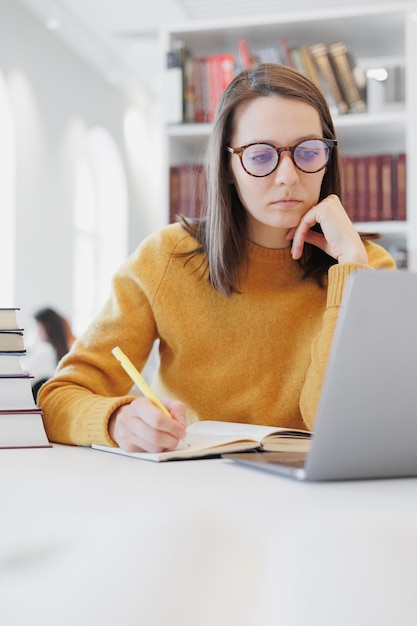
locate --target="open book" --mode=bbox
[92,420,311,462]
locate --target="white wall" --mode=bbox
[0,0,162,328]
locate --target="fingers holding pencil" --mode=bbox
[109,346,188,452]
[108,397,187,453]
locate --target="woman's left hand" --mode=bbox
[286,194,368,265]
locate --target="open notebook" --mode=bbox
[224,270,417,481]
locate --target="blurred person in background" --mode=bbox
[23,307,75,399]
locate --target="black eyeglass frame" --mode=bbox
[226,138,338,177]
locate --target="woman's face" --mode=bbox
[229,94,326,248]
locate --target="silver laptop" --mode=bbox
[224,270,417,481]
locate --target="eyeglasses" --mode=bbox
[227,138,337,177]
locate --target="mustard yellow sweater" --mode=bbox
[39,223,395,446]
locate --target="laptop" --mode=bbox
[224,270,417,481]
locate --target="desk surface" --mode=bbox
[2,444,417,626]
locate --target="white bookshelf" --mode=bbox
[160,2,417,269]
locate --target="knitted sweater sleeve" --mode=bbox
[300,242,396,431]
[38,228,175,446]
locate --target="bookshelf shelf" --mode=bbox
[161,2,417,269]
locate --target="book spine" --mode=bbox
[238,39,255,69]
[169,165,181,223]
[187,163,206,218]
[206,55,216,123]
[342,156,357,222]
[309,42,349,115]
[289,47,306,74]
[279,37,293,68]
[206,54,235,122]
[193,57,206,123]
[354,157,367,223]
[299,47,324,92]
[183,54,196,124]
[394,153,406,221]
[379,154,394,221]
[366,155,380,222]
[328,42,367,114]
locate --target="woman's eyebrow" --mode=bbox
[241,134,323,146]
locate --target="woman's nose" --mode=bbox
[273,151,300,185]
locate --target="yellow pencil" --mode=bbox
[111,346,189,445]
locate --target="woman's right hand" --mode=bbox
[286,194,368,265]
[108,397,187,453]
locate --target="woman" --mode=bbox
[39,63,395,452]
[23,307,74,399]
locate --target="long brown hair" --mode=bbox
[179,63,353,296]
[34,307,70,361]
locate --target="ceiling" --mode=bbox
[17,0,388,102]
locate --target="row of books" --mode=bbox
[0,308,50,449]
[169,163,207,223]
[165,37,367,125]
[342,153,406,224]
[241,38,367,117]
[169,152,406,225]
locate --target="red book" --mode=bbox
[342,156,357,221]
[238,39,254,69]
[393,153,406,220]
[366,155,380,222]
[191,163,207,218]
[207,54,235,122]
[379,154,394,221]
[169,166,181,223]
[193,57,207,123]
[354,157,367,222]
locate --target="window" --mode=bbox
[73,127,128,334]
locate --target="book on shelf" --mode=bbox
[328,41,367,114]
[238,39,257,69]
[354,156,368,223]
[289,47,305,74]
[169,165,181,223]
[92,419,311,462]
[366,155,380,223]
[278,36,293,69]
[392,153,406,221]
[299,47,325,92]
[169,38,367,124]
[341,156,356,222]
[341,152,406,224]
[380,154,394,221]
[191,53,236,123]
[183,52,196,124]
[206,53,235,122]
[309,42,349,115]
[169,163,207,222]
[192,56,208,123]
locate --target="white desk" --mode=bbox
[1,444,417,626]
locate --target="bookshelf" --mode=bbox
[160,2,417,270]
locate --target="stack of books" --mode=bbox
[0,308,51,449]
